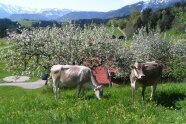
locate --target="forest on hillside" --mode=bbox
[107,1,186,38]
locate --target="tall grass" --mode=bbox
[0,83,185,124]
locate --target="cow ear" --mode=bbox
[130,64,135,69]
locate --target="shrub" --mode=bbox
[168,57,186,82]
[130,28,172,62]
[168,40,186,81]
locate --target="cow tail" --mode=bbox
[45,74,52,85]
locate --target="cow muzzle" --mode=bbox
[94,85,103,100]
[138,74,145,79]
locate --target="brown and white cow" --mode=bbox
[50,65,103,100]
[130,61,163,102]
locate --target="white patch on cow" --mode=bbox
[131,80,136,88]
[144,65,148,67]
[133,69,139,78]
[79,66,85,75]
[51,65,62,71]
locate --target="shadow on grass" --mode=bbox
[155,92,186,110]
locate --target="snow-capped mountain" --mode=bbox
[0,0,184,21]
[60,0,183,20]
[143,0,183,10]
[0,3,73,20]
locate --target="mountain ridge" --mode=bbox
[0,0,183,21]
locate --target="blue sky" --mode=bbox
[0,0,145,12]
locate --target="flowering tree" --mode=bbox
[130,28,172,62]
[1,24,185,81]
[1,23,125,77]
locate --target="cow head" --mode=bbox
[94,85,103,100]
[130,62,145,79]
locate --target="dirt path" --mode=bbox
[0,79,46,89]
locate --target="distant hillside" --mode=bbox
[10,14,48,21]
[104,1,144,19]
[60,11,106,21]
[60,2,144,20]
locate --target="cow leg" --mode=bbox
[141,86,146,101]
[80,87,85,96]
[52,79,58,99]
[76,84,82,98]
[131,80,136,103]
[56,86,60,99]
[150,84,157,100]
[52,79,60,99]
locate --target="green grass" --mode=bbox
[0,38,9,48]
[161,30,186,42]
[17,20,40,28]
[0,83,185,124]
[107,26,124,37]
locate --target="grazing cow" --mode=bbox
[130,61,163,102]
[50,65,103,100]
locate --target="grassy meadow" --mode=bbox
[17,20,40,28]
[0,34,185,124]
[0,83,185,124]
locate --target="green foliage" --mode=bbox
[159,9,175,32]
[168,57,186,82]
[167,39,186,81]
[0,83,185,123]
[107,19,128,30]
[0,19,18,38]
[124,11,141,38]
[114,1,186,38]
[171,6,186,34]
[0,39,12,82]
